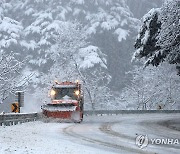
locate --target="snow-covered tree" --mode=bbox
[121,62,180,110]
[30,22,112,110]
[0,53,32,102]
[10,0,139,91]
[0,1,23,60]
[0,0,164,111]
[0,1,31,102]
[156,0,180,70]
[133,0,180,74]
[74,46,112,110]
[66,0,139,89]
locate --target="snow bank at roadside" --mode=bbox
[0,121,112,154]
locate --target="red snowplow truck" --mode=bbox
[41,81,84,122]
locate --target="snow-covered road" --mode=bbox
[0,113,179,154]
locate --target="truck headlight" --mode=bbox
[50,89,56,96]
[75,90,80,96]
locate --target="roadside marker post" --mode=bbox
[11,102,19,113]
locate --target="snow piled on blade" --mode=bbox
[71,111,81,121]
[42,105,77,112]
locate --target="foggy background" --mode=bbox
[0,0,167,112]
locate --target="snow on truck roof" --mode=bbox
[52,81,80,88]
[53,84,77,88]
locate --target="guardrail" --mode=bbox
[1,110,180,126]
[0,113,38,126]
[84,110,180,116]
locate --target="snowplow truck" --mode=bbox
[41,81,84,122]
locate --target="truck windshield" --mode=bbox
[52,87,78,100]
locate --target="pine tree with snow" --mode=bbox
[11,0,139,90]
[133,0,180,74]
[0,1,23,59]
[66,0,139,89]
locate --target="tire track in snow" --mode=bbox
[63,123,153,154]
[100,119,180,152]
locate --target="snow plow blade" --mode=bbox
[41,104,82,122]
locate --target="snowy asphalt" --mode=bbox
[0,113,179,154]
